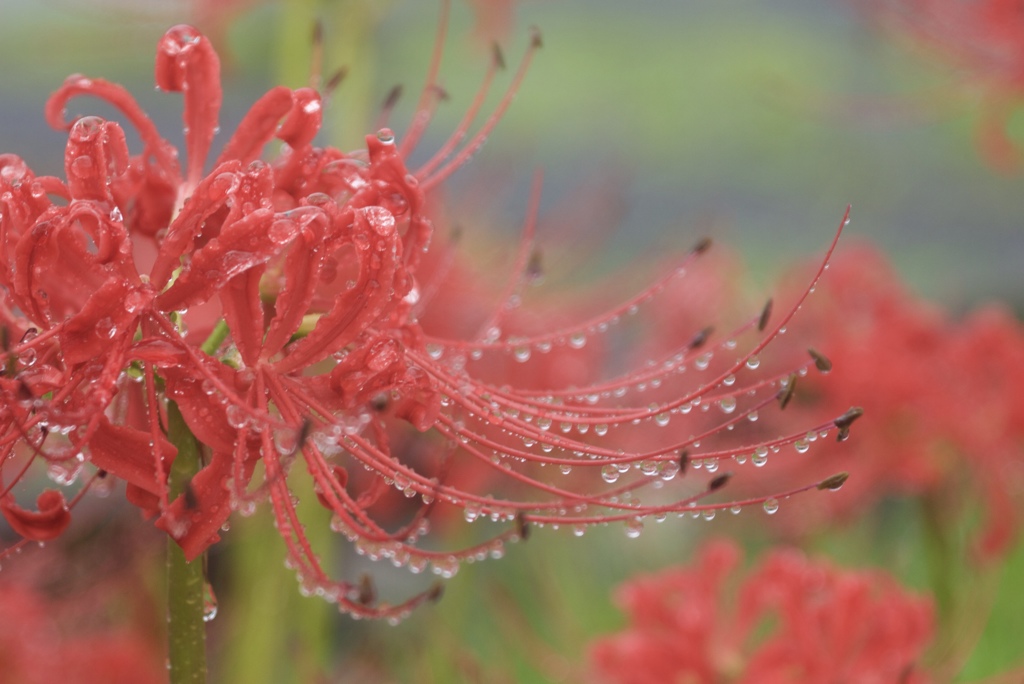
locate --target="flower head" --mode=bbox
[1,14,852,620]
[726,244,1024,557]
[589,539,935,684]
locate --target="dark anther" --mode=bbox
[431,84,450,102]
[450,225,463,243]
[183,480,199,511]
[294,418,313,453]
[491,42,506,70]
[382,84,403,112]
[777,374,797,409]
[370,393,389,412]
[97,469,108,479]
[833,406,864,430]
[516,511,530,541]
[16,380,32,401]
[357,573,376,606]
[39,425,49,439]
[0,325,8,351]
[688,326,713,351]
[529,26,543,49]
[817,472,849,491]
[20,327,37,344]
[758,299,773,332]
[427,581,445,603]
[312,19,323,45]
[692,237,712,255]
[526,248,543,281]
[679,449,690,474]
[708,472,732,492]
[324,67,347,95]
[808,348,832,373]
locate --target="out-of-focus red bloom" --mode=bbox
[869,0,1024,170]
[589,538,935,684]
[731,243,1024,557]
[941,304,1024,556]
[0,583,165,684]
[0,525,165,684]
[465,0,519,43]
[1,12,853,620]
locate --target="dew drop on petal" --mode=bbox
[624,518,644,538]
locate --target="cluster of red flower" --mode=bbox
[589,538,935,683]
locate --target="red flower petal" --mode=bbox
[155,25,222,187]
[87,416,176,497]
[1,489,72,541]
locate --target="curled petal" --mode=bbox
[13,202,136,324]
[87,417,176,499]
[156,449,241,561]
[45,74,180,200]
[261,206,329,358]
[276,88,323,150]
[155,25,222,186]
[155,207,278,313]
[64,117,129,202]
[150,159,244,287]
[1,490,72,541]
[274,206,404,373]
[214,86,295,167]
[62,278,146,366]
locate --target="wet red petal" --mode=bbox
[62,278,143,366]
[1,489,72,541]
[155,25,222,186]
[87,417,176,496]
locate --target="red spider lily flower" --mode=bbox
[1,8,854,620]
[869,0,1024,170]
[0,521,166,684]
[589,538,935,684]
[0,583,165,684]
[724,243,1024,557]
[940,304,1024,557]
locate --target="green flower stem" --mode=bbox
[921,492,955,622]
[200,320,230,356]
[167,400,207,684]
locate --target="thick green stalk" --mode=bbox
[167,400,207,684]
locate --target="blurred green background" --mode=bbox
[2,0,1022,681]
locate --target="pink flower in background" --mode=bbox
[723,244,1024,557]
[1,11,854,620]
[590,539,935,684]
